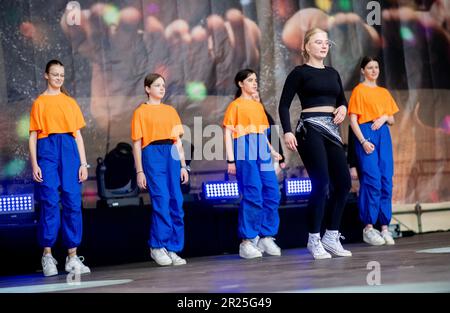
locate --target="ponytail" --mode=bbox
[60,85,70,96]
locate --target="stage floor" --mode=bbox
[1,232,449,293]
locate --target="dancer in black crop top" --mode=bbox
[278,28,352,260]
[279,64,347,133]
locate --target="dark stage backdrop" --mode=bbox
[0,0,449,204]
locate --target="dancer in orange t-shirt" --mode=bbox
[348,56,399,246]
[29,60,90,277]
[223,69,282,259]
[131,73,188,266]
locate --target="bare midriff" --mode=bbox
[302,105,336,113]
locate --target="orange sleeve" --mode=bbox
[386,91,400,115]
[223,102,237,130]
[73,100,86,130]
[29,99,41,133]
[131,109,143,141]
[347,87,363,116]
[171,109,184,138]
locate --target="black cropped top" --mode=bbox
[278,64,347,133]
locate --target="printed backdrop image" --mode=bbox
[0,0,449,204]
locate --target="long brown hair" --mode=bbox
[45,59,69,96]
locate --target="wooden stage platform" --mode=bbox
[0,231,449,293]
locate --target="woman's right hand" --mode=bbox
[284,132,298,151]
[227,163,236,175]
[32,165,43,183]
[137,172,147,190]
[362,141,375,154]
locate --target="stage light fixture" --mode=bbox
[202,181,240,200]
[284,178,312,197]
[0,194,34,214]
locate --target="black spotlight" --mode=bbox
[96,142,141,208]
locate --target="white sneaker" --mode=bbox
[41,254,58,277]
[250,236,262,252]
[239,241,263,259]
[381,230,395,245]
[150,248,172,266]
[167,251,187,266]
[257,237,281,256]
[363,228,386,246]
[65,255,91,274]
[321,230,352,257]
[307,234,332,260]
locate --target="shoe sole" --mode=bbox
[257,245,281,256]
[307,247,332,259]
[153,260,172,266]
[363,238,386,246]
[65,268,91,274]
[322,242,352,257]
[44,271,58,277]
[151,254,173,266]
[260,250,281,256]
[239,253,262,259]
[263,252,281,256]
[311,253,332,260]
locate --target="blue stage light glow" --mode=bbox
[202,181,240,200]
[284,178,312,196]
[0,194,34,214]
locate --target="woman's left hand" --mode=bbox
[372,115,388,130]
[333,105,347,124]
[79,166,88,183]
[181,168,189,184]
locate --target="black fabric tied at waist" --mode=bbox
[149,139,173,145]
[295,112,343,147]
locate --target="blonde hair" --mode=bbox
[302,28,327,61]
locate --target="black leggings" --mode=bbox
[296,126,351,234]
